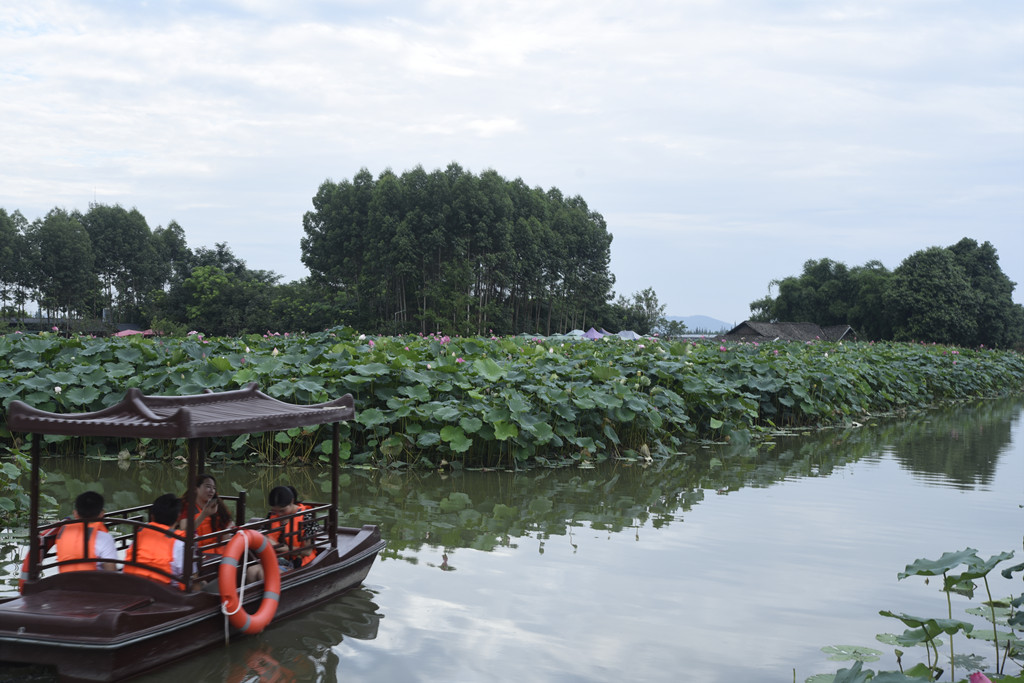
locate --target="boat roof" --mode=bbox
[6,382,354,439]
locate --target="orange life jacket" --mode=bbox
[268,504,316,568]
[182,503,224,555]
[124,523,184,589]
[55,520,109,572]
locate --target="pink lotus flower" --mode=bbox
[51,326,58,332]
[456,357,465,363]
[969,673,993,683]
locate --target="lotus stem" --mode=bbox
[981,575,1000,673]
[944,570,956,682]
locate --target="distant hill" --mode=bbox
[666,315,733,333]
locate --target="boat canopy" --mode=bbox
[7,382,353,439]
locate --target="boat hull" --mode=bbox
[0,526,384,682]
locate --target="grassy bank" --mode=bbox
[1,329,1022,468]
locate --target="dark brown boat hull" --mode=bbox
[0,526,384,682]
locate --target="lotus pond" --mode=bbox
[1,397,1022,682]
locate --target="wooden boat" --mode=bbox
[0,383,386,682]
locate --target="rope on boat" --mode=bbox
[220,529,252,645]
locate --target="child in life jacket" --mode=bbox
[246,486,316,581]
[124,494,186,589]
[266,485,316,570]
[55,490,118,572]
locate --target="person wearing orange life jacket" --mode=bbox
[124,494,186,589]
[177,473,234,555]
[55,491,117,572]
[267,485,316,569]
[246,486,316,582]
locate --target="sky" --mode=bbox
[2,1,1022,325]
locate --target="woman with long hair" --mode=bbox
[178,473,234,554]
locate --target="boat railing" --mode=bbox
[192,501,335,567]
[30,499,337,587]
[35,515,190,586]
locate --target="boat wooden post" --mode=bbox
[331,422,340,549]
[183,438,199,591]
[27,434,40,581]
[236,490,247,525]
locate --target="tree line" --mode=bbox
[301,163,621,335]
[749,238,1024,348]
[0,164,669,337]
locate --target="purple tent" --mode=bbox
[583,327,604,340]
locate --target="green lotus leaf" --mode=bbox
[898,548,979,579]
[353,363,390,377]
[18,337,55,354]
[399,384,431,402]
[527,421,555,443]
[506,394,530,413]
[380,435,405,458]
[232,368,258,386]
[879,611,972,639]
[293,379,324,394]
[493,421,518,441]
[591,365,620,381]
[20,376,52,390]
[356,408,387,427]
[105,362,135,379]
[431,405,460,422]
[416,431,441,447]
[115,347,143,363]
[255,358,283,374]
[49,371,77,385]
[64,386,101,406]
[472,358,506,382]
[440,425,471,452]
[821,645,882,662]
[965,628,1024,647]
[207,357,233,372]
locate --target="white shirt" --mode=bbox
[93,529,117,570]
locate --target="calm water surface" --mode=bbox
[2,398,1021,682]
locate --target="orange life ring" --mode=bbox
[218,529,281,635]
[18,553,30,593]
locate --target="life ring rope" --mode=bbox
[218,528,281,637]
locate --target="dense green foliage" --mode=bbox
[301,164,616,336]
[2,331,1022,473]
[750,239,1024,348]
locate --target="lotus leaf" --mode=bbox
[898,548,980,579]
[821,645,882,662]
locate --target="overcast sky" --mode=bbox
[2,1,1021,325]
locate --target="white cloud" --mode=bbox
[1,0,1021,320]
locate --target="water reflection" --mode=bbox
[5,399,1019,565]
[0,587,383,683]
[144,587,383,683]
